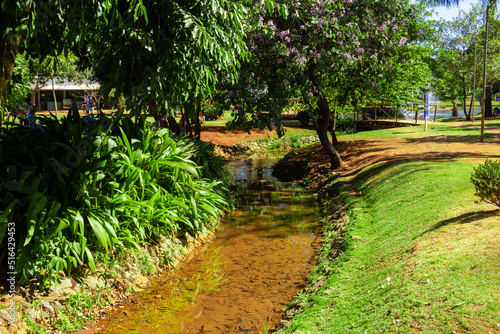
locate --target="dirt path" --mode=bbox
[295,121,500,179]
[200,125,275,146]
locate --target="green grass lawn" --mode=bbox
[283,126,500,333]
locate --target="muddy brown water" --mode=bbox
[96,157,321,333]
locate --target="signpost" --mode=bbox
[424,93,429,131]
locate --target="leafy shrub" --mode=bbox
[297,110,310,126]
[202,104,222,121]
[335,116,356,134]
[470,159,500,207]
[0,113,229,289]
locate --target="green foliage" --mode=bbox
[0,114,228,289]
[5,55,32,112]
[335,117,356,135]
[470,159,500,207]
[51,288,110,332]
[84,0,250,114]
[297,110,310,127]
[215,0,426,131]
[202,103,223,121]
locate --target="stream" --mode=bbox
[96,157,320,333]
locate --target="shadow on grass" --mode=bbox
[403,134,494,144]
[419,209,500,237]
[340,151,500,180]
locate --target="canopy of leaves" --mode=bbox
[79,0,250,116]
[215,0,425,134]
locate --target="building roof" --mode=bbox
[33,78,100,91]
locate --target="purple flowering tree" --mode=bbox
[216,0,423,168]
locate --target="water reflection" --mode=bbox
[98,157,319,333]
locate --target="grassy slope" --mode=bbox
[285,127,500,333]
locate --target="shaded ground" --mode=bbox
[200,125,274,146]
[293,121,500,187]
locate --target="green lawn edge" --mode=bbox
[279,135,500,333]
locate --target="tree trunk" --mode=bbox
[183,102,192,137]
[316,96,343,169]
[147,100,169,129]
[167,115,181,135]
[194,97,202,137]
[306,61,342,168]
[467,96,473,121]
[31,77,45,107]
[452,101,458,117]
[485,86,493,117]
[51,76,58,118]
[328,108,339,146]
[463,82,470,121]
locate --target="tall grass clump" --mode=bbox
[0,112,229,289]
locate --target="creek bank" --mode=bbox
[214,135,319,160]
[1,136,320,334]
[0,227,220,334]
[269,145,352,333]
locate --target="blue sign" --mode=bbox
[424,94,429,118]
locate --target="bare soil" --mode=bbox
[293,121,500,184]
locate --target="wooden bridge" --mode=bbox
[353,105,437,132]
[354,119,420,132]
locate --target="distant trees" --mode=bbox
[428,6,484,119]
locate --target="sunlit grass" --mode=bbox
[286,154,500,332]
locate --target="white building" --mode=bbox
[32,79,99,111]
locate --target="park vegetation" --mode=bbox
[1,0,500,318]
[0,111,229,289]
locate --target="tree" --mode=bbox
[429,7,484,119]
[0,1,32,125]
[4,55,32,114]
[1,0,126,126]
[216,0,424,168]
[433,0,498,140]
[79,0,251,136]
[29,54,83,117]
[2,0,252,136]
